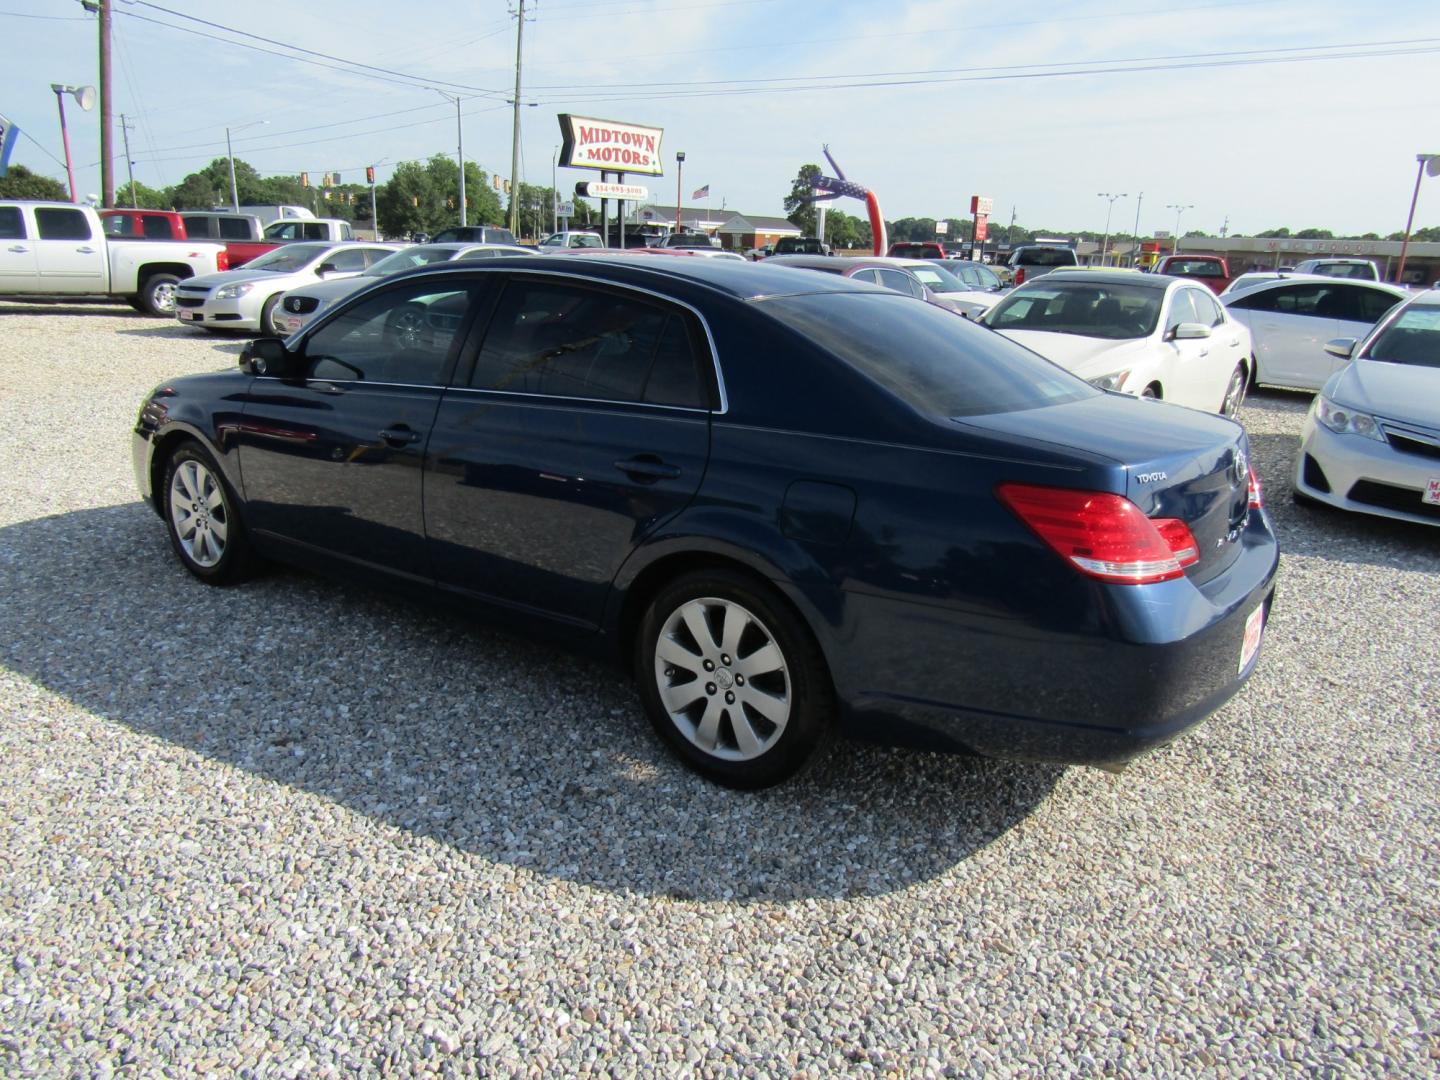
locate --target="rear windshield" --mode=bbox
[1166,259,1224,276]
[1013,247,1077,267]
[761,292,1096,417]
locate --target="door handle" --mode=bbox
[614,456,680,481]
[1198,348,1210,357]
[379,425,421,447]
[7,245,28,253]
[76,246,96,254]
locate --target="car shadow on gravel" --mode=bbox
[114,323,249,356]
[0,300,148,318]
[0,504,1060,903]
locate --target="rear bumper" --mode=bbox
[826,513,1280,766]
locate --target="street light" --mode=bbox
[224,119,268,213]
[1097,192,1127,266]
[1130,192,1144,267]
[430,88,465,227]
[1396,153,1440,284]
[675,151,686,236]
[1165,203,1194,255]
[50,83,95,203]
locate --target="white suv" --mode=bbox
[1291,258,1379,281]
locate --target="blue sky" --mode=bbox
[5,0,1439,236]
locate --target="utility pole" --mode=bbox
[81,1,114,206]
[508,0,526,235]
[1131,192,1143,266]
[119,113,136,207]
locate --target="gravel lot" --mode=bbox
[1,300,1437,1078]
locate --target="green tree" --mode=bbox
[783,164,822,236]
[0,164,68,200]
[376,155,503,238]
[1256,227,1291,238]
[1294,228,1333,240]
[115,179,170,209]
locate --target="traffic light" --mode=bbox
[504,180,511,195]
[492,175,500,189]
[366,166,375,184]
[301,172,310,188]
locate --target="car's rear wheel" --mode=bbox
[162,441,253,585]
[636,569,833,788]
[138,273,180,317]
[1220,363,1248,416]
[1141,383,1161,399]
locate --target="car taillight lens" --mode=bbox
[216,250,230,271]
[1014,268,1026,285]
[997,483,1200,585]
[1247,463,1263,510]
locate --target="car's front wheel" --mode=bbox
[162,441,253,585]
[636,569,833,788]
[1220,363,1248,417]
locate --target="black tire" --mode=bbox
[161,441,254,585]
[1220,363,1248,417]
[384,302,430,350]
[635,568,834,789]
[1141,384,1161,399]
[138,273,180,317]
[259,294,282,336]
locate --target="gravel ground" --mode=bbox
[1,300,1437,1078]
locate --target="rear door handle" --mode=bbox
[7,245,28,253]
[614,456,680,481]
[379,425,421,447]
[76,246,96,254]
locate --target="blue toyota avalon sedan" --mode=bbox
[134,255,1278,788]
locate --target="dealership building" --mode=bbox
[636,204,802,250]
[1170,236,1440,286]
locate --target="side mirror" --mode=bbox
[240,337,299,378]
[1171,322,1212,341]
[316,261,338,277]
[1323,337,1357,360]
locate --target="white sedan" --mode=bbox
[1293,287,1440,527]
[1221,275,1406,390]
[981,270,1253,415]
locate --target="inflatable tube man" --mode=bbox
[804,146,887,256]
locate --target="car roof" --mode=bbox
[1032,269,1169,289]
[767,255,905,270]
[392,252,864,300]
[1220,273,1407,298]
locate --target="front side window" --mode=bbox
[1363,303,1440,368]
[303,282,478,386]
[35,208,92,240]
[469,279,709,409]
[1166,290,1200,331]
[0,207,25,240]
[877,268,924,298]
[322,249,372,274]
[1189,289,1224,327]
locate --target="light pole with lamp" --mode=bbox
[50,83,95,203]
[551,146,558,235]
[1165,203,1194,255]
[429,89,465,227]
[1396,153,1440,284]
[225,119,268,213]
[674,151,685,235]
[1130,192,1144,267]
[1097,192,1126,266]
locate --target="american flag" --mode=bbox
[692,184,710,200]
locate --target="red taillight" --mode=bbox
[216,250,230,271]
[1014,267,1026,285]
[1247,463,1263,510]
[997,483,1200,585]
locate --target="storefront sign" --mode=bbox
[559,115,665,176]
[970,195,993,216]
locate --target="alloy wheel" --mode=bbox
[653,596,791,761]
[168,459,229,568]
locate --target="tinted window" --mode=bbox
[0,207,26,240]
[1167,259,1225,277]
[470,280,708,408]
[1346,286,1402,324]
[765,292,1096,417]
[986,281,1163,340]
[1012,247,1076,267]
[35,208,92,240]
[218,217,252,240]
[973,265,1001,290]
[304,282,477,385]
[1229,283,1337,317]
[876,269,923,297]
[323,249,372,273]
[182,216,215,238]
[102,215,136,237]
[848,269,879,285]
[142,216,173,239]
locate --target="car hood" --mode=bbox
[186,266,310,289]
[997,331,1150,378]
[1327,359,1440,425]
[931,289,1002,308]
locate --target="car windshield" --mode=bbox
[1013,248,1076,267]
[984,281,1163,340]
[246,244,330,272]
[362,245,457,276]
[1364,303,1440,368]
[905,263,971,292]
[762,292,1096,417]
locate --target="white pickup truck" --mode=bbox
[0,200,228,316]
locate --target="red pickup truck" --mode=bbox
[100,209,277,268]
[1153,253,1231,293]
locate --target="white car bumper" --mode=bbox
[174,286,270,331]
[1294,406,1440,527]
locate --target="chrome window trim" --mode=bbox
[292,264,730,414]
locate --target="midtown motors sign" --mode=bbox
[559,114,664,176]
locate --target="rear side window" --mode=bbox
[763,292,1096,417]
[218,217,252,240]
[143,216,173,239]
[182,216,214,238]
[1230,284,1332,317]
[103,215,136,237]
[469,280,710,408]
[0,207,25,240]
[35,208,92,240]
